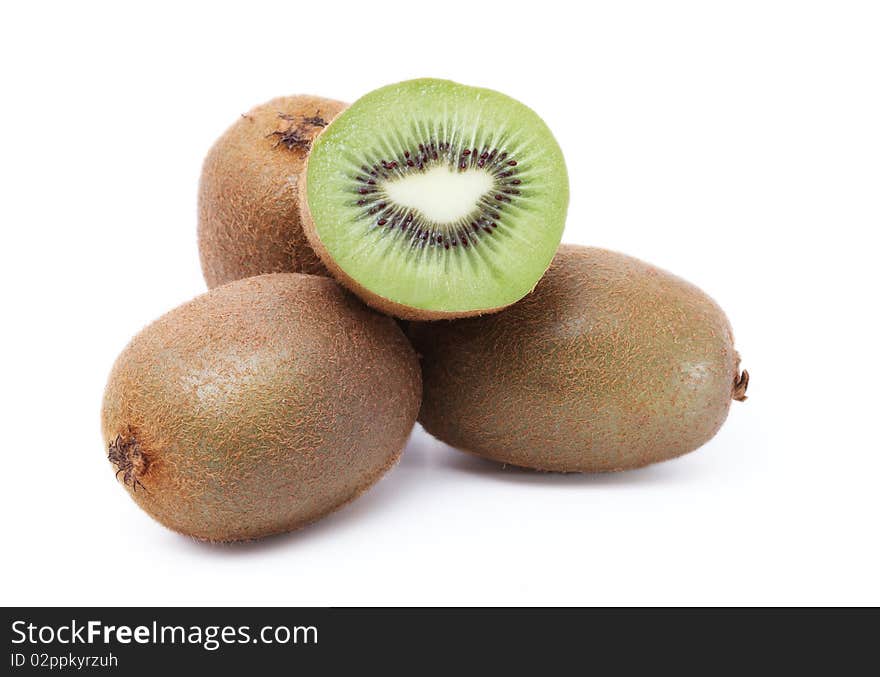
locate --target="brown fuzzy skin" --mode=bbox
[198,95,348,288]
[409,245,747,472]
[297,150,511,321]
[101,274,421,541]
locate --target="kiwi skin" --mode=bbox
[101,273,421,542]
[198,95,347,289]
[409,245,748,472]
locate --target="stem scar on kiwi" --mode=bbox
[733,367,750,401]
[268,110,329,150]
[107,431,148,493]
[299,78,569,320]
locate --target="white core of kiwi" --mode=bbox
[382,166,494,224]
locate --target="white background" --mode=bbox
[2,1,878,606]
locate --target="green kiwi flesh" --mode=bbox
[409,245,748,472]
[300,78,569,320]
[101,274,421,541]
[198,95,347,288]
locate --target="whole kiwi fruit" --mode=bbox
[101,273,420,541]
[409,245,748,472]
[198,95,347,288]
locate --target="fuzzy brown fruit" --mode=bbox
[409,245,748,472]
[101,274,421,541]
[198,95,347,288]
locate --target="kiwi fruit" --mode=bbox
[299,78,569,320]
[101,273,421,541]
[198,95,347,288]
[409,245,748,472]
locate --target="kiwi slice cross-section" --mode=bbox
[300,79,569,319]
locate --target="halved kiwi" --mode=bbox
[299,78,569,320]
